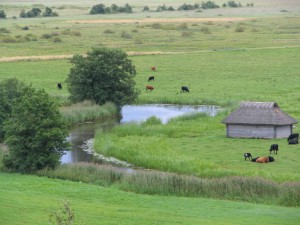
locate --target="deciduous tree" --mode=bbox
[3,86,69,172]
[66,47,138,107]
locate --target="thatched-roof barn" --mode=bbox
[222,102,297,138]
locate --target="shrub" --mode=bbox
[41,33,53,39]
[235,26,245,32]
[0,27,10,33]
[151,23,162,29]
[181,31,194,37]
[143,6,150,11]
[200,27,211,34]
[71,31,81,36]
[178,23,188,30]
[227,1,242,8]
[121,31,132,39]
[134,38,143,44]
[0,9,6,18]
[131,29,138,33]
[42,7,59,17]
[103,29,115,34]
[1,36,18,43]
[22,26,29,30]
[52,37,62,42]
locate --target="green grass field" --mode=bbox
[1,172,300,225]
[0,0,300,224]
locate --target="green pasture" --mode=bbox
[1,47,300,110]
[0,4,300,57]
[1,172,300,225]
[0,1,300,223]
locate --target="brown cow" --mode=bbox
[146,85,154,91]
[151,66,156,71]
[256,157,269,163]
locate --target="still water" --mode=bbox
[61,104,220,164]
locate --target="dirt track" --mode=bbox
[1,46,299,62]
[0,52,164,62]
[68,17,248,24]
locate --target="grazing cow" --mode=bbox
[146,85,154,91]
[269,144,279,154]
[256,156,269,163]
[151,66,156,72]
[181,86,189,93]
[148,76,155,82]
[244,153,252,161]
[57,83,62,89]
[289,139,298,145]
[287,133,299,144]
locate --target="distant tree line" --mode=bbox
[20,7,58,18]
[143,1,254,12]
[90,3,132,14]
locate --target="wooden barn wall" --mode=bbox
[275,125,292,138]
[227,124,275,138]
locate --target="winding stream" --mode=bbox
[60,104,220,165]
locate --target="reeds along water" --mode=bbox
[60,101,119,124]
[36,163,300,207]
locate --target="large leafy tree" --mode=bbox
[3,86,69,172]
[66,47,138,107]
[0,78,26,142]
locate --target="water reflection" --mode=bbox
[61,104,220,164]
[121,104,219,124]
[60,121,116,164]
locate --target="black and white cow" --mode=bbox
[244,153,252,161]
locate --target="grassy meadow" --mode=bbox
[1,172,300,225]
[0,0,300,224]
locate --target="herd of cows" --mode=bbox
[244,133,299,163]
[145,66,190,93]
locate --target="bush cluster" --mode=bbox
[20,7,58,18]
[0,9,6,18]
[1,34,37,43]
[156,4,175,12]
[90,3,132,14]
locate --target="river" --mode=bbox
[60,104,220,164]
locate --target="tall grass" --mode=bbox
[37,162,300,207]
[93,111,300,182]
[60,101,119,124]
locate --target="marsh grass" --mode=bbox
[94,111,300,182]
[60,101,118,124]
[37,162,300,207]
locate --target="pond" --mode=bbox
[60,104,220,164]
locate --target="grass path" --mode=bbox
[1,46,299,62]
[1,172,300,225]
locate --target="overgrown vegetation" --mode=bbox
[60,101,118,124]
[37,163,300,207]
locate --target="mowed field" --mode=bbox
[1,0,300,224]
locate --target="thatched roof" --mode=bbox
[222,101,298,125]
